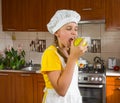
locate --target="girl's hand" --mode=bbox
[69,39,88,60]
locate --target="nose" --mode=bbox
[71,30,77,36]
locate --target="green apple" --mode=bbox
[74,37,87,46]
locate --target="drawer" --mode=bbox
[106,76,120,85]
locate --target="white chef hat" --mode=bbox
[47,10,81,34]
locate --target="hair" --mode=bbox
[53,35,70,63]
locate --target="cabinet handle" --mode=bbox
[117,77,120,80]
[21,74,31,77]
[7,29,16,30]
[116,87,120,90]
[0,73,8,76]
[82,8,92,11]
[27,29,37,31]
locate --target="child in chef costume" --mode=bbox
[41,9,87,103]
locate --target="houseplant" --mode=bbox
[0,45,26,70]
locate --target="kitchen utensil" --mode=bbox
[108,57,116,69]
[93,56,105,69]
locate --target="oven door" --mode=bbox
[78,84,106,103]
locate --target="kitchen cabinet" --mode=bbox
[2,0,42,31]
[0,72,14,103]
[42,0,70,31]
[70,0,105,20]
[24,0,42,31]
[2,0,106,31]
[0,71,45,103]
[105,0,120,31]
[2,0,24,31]
[15,73,36,103]
[36,74,45,103]
[106,76,120,103]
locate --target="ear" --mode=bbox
[55,31,60,37]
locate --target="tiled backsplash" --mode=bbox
[1,24,120,67]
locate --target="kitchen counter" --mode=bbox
[0,69,41,73]
[106,69,120,76]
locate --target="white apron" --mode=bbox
[42,52,82,103]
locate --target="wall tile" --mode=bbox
[0,39,5,51]
[101,38,120,52]
[13,40,30,52]
[29,51,42,64]
[81,24,101,39]
[14,32,29,40]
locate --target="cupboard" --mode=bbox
[106,76,120,103]
[0,72,13,103]
[105,0,120,30]
[2,0,42,31]
[2,0,105,31]
[0,71,45,103]
[70,0,105,20]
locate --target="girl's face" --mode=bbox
[55,22,78,48]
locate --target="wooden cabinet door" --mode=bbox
[15,73,35,103]
[106,0,120,31]
[42,0,70,31]
[24,0,42,31]
[2,0,24,31]
[70,0,105,20]
[36,74,45,103]
[2,0,17,31]
[106,85,120,103]
[0,72,13,103]
[2,0,42,31]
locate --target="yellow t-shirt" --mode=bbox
[41,45,63,88]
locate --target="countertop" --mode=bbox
[0,69,120,76]
[0,69,41,73]
[106,69,120,76]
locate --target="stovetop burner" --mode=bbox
[78,67,105,74]
[78,67,106,84]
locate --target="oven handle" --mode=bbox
[78,84,103,88]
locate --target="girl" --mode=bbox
[41,9,87,103]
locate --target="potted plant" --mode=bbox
[0,45,26,70]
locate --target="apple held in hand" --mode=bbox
[74,37,87,46]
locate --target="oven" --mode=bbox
[78,72,106,103]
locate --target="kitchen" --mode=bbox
[0,0,120,103]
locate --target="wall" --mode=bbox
[0,0,120,67]
[0,0,13,51]
[78,24,120,66]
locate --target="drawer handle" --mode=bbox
[117,87,120,90]
[117,77,120,80]
[27,29,37,31]
[82,8,92,11]
[21,74,31,77]
[0,73,8,76]
[7,29,16,30]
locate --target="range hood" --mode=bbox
[78,19,105,24]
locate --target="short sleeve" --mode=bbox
[41,46,62,73]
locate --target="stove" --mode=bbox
[78,68,106,84]
[78,72,106,84]
[78,67,106,103]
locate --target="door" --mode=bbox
[24,0,43,31]
[70,0,105,20]
[106,85,120,103]
[0,72,13,103]
[106,0,120,30]
[15,73,35,103]
[37,74,45,103]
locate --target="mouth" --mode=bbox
[69,38,74,44]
